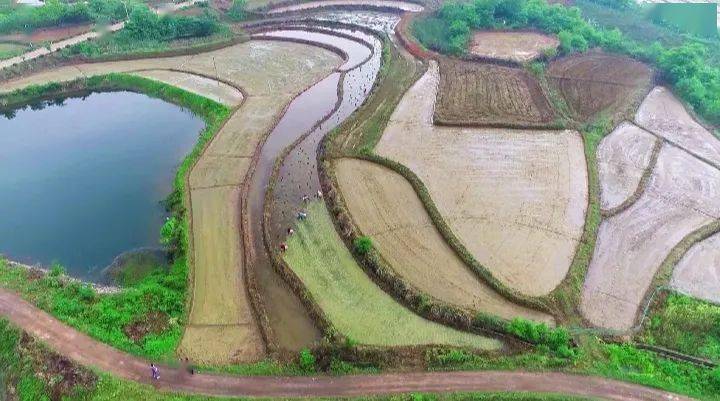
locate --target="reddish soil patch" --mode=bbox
[123,311,170,342]
[435,59,556,128]
[547,53,653,123]
[0,23,93,44]
[17,333,97,401]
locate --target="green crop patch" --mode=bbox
[284,201,502,350]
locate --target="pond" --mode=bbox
[0,91,205,280]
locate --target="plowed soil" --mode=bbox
[548,53,652,122]
[636,86,720,168]
[333,158,554,324]
[597,122,658,211]
[582,145,720,331]
[435,59,556,128]
[671,231,720,304]
[377,62,588,297]
[469,31,558,63]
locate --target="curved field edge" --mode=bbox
[320,36,558,332]
[0,74,231,360]
[0,315,609,401]
[283,201,503,350]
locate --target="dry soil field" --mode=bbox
[133,70,245,106]
[582,145,720,331]
[468,31,558,63]
[0,40,343,364]
[434,59,556,127]
[597,122,659,212]
[333,158,555,324]
[671,231,720,304]
[547,53,652,122]
[376,62,588,297]
[636,86,720,168]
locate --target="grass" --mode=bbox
[427,338,720,401]
[0,74,231,361]
[639,292,720,363]
[283,201,502,350]
[0,42,26,59]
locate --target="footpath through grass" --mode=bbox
[0,74,231,361]
[283,201,502,350]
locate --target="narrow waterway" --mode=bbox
[245,29,376,350]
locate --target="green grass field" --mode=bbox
[284,201,502,350]
[0,42,25,59]
[639,292,720,363]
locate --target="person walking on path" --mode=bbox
[151,363,160,381]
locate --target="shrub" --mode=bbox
[508,318,574,357]
[227,0,247,22]
[353,236,373,255]
[298,348,316,373]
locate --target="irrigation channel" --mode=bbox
[245,16,391,351]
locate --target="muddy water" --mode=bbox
[245,30,376,350]
[0,91,203,280]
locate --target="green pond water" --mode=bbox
[0,91,204,280]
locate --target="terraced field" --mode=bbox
[333,158,554,324]
[597,122,659,212]
[469,31,558,63]
[582,145,720,330]
[672,231,720,304]
[435,59,556,127]
[636,86,720,167]
[547,53,653,122]
[376,62,588,297]
[133,70,245,106]
[283,201,504,350]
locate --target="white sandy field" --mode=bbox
[376,61,588,297]
[597,122,658,211]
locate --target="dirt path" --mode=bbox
[0,288,695,400]
[0,0,203,71]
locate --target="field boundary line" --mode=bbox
[601,133,663,218]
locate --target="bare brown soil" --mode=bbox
[671,231,720,304]
[377,62,588,297]
[469,31,558,63]
[597,122,658,211]
[123,312,170,342]
[0,23,94,44]
[582,145,720,330]
[435,59,556,128]
[333,158,555,324]
[547,53,652,122]
[0,288,697,400]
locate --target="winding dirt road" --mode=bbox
[0,288,694,400]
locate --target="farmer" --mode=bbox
[150,364,160,380]
[280,243,289,252]
[317,190,323,199]
[297,211,307,220]
[288,227,295,236]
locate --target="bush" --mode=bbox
[412,0,720,126]
[298,348,316,373]
[353,236,373,255]
[227,0,247,22]
[508,318,574,357]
